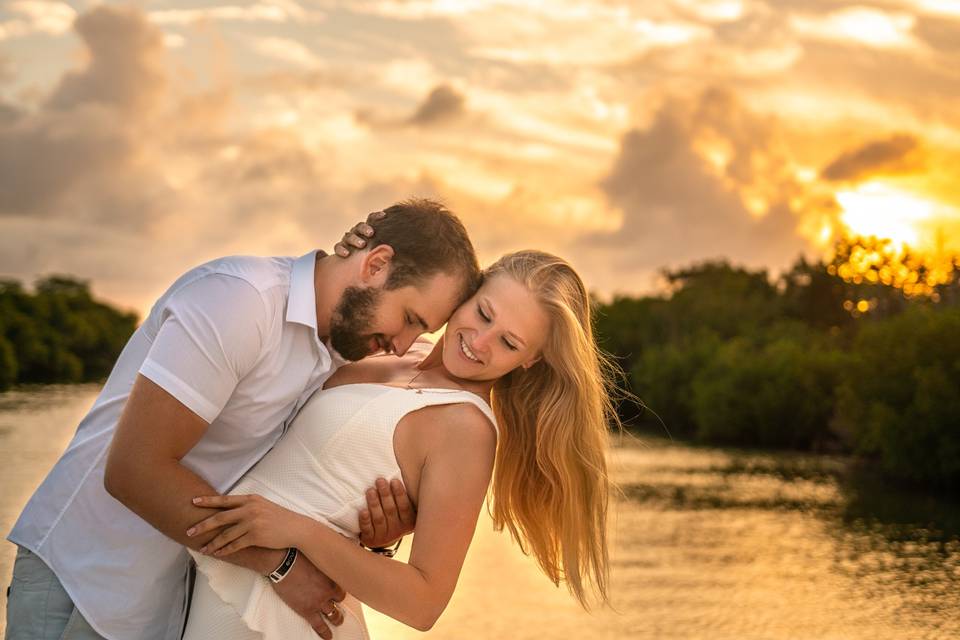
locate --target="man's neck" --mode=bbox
[312,253,352,341]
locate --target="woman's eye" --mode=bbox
[502,338,518,351]
[477,305,490,322]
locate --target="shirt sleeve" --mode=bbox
[139,274,267,423]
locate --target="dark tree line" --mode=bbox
[0,277,138,389]
[595,237,960,492]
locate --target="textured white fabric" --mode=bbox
[8,251,343,640]
[183,573,369,640]
[187,383,497,640]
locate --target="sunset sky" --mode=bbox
[1,0,958,315]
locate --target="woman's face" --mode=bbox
[442,273,549,381]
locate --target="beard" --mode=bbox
[329,285,383,361]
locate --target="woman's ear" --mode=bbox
[521,355,541,370]
[359,244,395,286]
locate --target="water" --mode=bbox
[1,386,958,639]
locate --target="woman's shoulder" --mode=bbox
[403,399,497,447]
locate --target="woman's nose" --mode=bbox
[472,327,494,351]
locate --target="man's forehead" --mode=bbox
[410,273,465,330]
[409,297,456,332]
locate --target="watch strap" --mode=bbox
[267,547,298,584]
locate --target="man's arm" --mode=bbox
[104,374,275,565]
[104,375,345,638]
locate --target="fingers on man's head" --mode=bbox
[346,226,369,247]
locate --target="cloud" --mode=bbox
[914,13,960,53]
[407,84,466,125]
[0,1,76,40]
[4,0,959,308]
[671,0,748,23]
[468,14,710,66]
[586,87,812,274]
[148,1,314,26]
[356,83,467,128]
[790,7,920,50]
[611,2,954,131]
[0,6,167,217]
[0,106,138,214]
[0,53,11,83]
[251,37,324,69]
[46,6,167,116]
[0,5,475,311]
[898,0,960,19]
[821,134,922,182]
[0,102,21,125]
[241,68,361,94]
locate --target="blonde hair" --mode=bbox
[485,250,619,608]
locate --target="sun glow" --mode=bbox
[834,182,939,248]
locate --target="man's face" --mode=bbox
[329,271,465,361]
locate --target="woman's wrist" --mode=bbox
[291,512,318,547]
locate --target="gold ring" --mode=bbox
[322,602,340,619]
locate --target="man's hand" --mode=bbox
[358,477,416,549]
[333,210,386,257]
[271,557,347,639]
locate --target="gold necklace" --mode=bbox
[404,366,461,394]
[405,368,426,393]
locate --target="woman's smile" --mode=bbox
[458,333,482,364]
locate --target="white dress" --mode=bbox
[182,383,498,640]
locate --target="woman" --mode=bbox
[182,250,619,638]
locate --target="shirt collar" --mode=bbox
[286,250,323,330]
[287,250,348,370]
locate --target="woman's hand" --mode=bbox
[358,477,417,549]
[187,494,308,556]
[333,210,385,257]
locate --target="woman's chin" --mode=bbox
[442,352,482,381]
[442,359,470,380]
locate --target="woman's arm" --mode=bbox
[190,403,497,631]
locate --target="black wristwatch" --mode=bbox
[267,547,299,583]
[366,537,403,558]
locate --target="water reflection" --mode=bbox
[622,437,960,540]
[840,465,960,541]
[619,436,960,638]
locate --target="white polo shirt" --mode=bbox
[8,251,345,640]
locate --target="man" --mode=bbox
[5,199,481,640]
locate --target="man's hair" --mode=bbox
[368,198,481,302]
